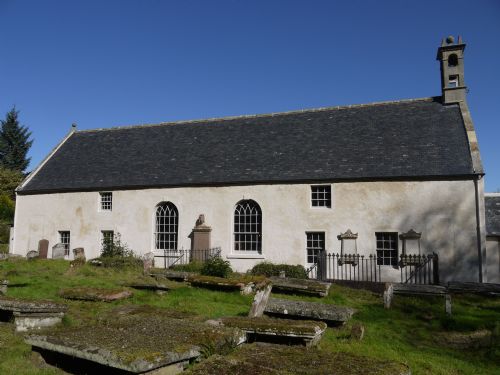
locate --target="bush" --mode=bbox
[249,262,308,279]
[101,232,134,258]
[171,261,204,273]
[96,232,141,268]
[201,257,232,278]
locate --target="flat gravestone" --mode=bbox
[58,287,133,302]
[25,314,245,374]
[264,298,356,325]
[0,297,67,332]
[185,343,411,375]
[38,239,49,259]
[218,316,327,347]
[269,277,331,297]
[52,243,66,259]
[26,250,39,260]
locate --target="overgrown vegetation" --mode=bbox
[94,232,142,268]
[170,261,204,273]
[201,257,233,278]
[249,262,308,279]
[0,258,499,374]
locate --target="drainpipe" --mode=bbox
[473,175,483,283]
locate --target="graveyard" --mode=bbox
[0,256,499,374]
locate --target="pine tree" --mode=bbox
[0,107,33,172]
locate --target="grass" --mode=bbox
[0,258,499,374]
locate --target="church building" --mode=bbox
[12,37,493,283]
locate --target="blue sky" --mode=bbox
[1,0,499,191]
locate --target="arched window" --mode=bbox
[448,53,458,67]
[155,202,178,251]
[234,199,262,253]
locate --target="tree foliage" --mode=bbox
[0,167,24,200]
[0,107,33,172]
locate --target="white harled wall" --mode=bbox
[12,179,483,282]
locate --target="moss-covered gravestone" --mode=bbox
[25,312,245,374]
[58,287,133,302]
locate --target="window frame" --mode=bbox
[448,75,459,88]
[310,185,332,209]
[59,231,70,256]
[233,199,262,254]
[375,232,399,267]
[154,202,179,251]
[306,231,325,265]
[101,230,114,251]
[99,192,113,212]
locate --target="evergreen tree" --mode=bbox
[0,107,33,172]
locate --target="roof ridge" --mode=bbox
[78,96,439,133]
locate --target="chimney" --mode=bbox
[436,35,467,104]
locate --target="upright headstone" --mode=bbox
[143,252,154,274]
[52,244,66,259]
[38,239,49,259]
[248,283,272,318]
[73,248,85,261]
[26,250,39,260]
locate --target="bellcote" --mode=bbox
[437,35,467,104]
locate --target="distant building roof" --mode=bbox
[19,97,475,194]
[486,195,500,237]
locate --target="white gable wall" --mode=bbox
[12,179,482,282]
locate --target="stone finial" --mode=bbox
[337,229,358,240]
[399,229,422,240]
[446,35,455,44]
[196,214,205,226]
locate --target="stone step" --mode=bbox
[264,298,356,325]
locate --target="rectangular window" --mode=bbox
[311,185,331,208]
[448,75,459,88]
[100,192,113,211]
[59,231,70,256]
[306,232,325,264]
[376,232,398,266]
[101,230,114,251]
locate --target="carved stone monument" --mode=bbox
[191,214,212,262]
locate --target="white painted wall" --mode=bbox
[486,237,500,283]
[12,179,482,282]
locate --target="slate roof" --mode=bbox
[19,97,475,194]
[485,195,500,237]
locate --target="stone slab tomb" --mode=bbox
[264,298,356,325]
[185,343,411,375]
[383,283,452,315]
[269,277,331,297]
[0,297,67,332]
[25,312,245,374]
[58,287,133,302]
[216,316,327,347]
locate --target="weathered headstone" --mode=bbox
[73,247,85,260]
[38,239,49,259]
[248,283,272,318]
[52,243,66,259]
[26,250,39,260]
[0,280,8,295]
[350,323,365,340]
[142,252,154,274]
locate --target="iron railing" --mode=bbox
[308,252,439,285]
[153,247,222,269]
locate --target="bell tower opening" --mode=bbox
[436,35,467,104]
